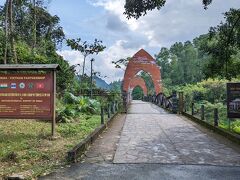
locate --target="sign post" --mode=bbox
[0,64,59,137]
[52,69,57,137]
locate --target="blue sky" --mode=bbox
[1,0,240,83]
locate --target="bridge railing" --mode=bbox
[142,91,240,143]
[182,94,240,137]
[143,92,177,113]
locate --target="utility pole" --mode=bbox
[76,64,81,81]
[91,58,94,98]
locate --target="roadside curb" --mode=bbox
[67,112,119,162]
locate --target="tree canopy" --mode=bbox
[204,8,240,79]
[0,0,75,92]
[66,38,106,76]
[124,0,213,19]
[155,8,240,91]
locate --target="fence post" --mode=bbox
[108,104,111,118]
[101,106,104,125]
[115,101,118,112]
[201,105,205,120]
[191,102,194,116]
[115,101,118,111]
[178,92,184,114]
[172,91,178,114]
[214,108,219,127]
[111,102,115,114]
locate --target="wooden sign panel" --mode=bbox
[0,72,53,119]
[227,83,240,118]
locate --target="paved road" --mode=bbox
[41,163,240,180]
[41,101,240,180]
[114,101,240,165]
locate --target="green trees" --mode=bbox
[132,86,144,100]
[3,0,17,63]
[204,8,240,80]
[154,8,240,134]
[140,71,155,95]
[0,0,65,64]
[0,0,75,93]
[156,41,202,87]
[124,0,213,19]
[66,38,106,76]
[157,8,240,89]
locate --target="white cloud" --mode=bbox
[90,0,139,30]
[57,40,141,83]
[59,0,240,83]
[90,0,240,48]
[57,50,84,65]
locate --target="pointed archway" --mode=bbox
[122,49,162,103]
[129,76,148,96]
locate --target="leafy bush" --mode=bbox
[232,120,240,134]
[173,78,240,134]
[63,92,81,104]
[57,93,101,123]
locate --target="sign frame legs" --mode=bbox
[52,70,56,137]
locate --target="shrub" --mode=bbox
[57,93,101,123]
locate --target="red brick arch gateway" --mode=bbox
[122,49,162,102]
[130,76,148,96]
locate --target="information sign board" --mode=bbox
[227,83,240,118]
[0,73,53,119]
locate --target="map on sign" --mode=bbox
[0,73,53,119]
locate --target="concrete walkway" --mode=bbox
[114,101,240,165]
[41,100,240,180]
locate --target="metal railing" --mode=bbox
[143,92,177,113]
[183,96,240,135]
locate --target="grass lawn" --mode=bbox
[0,114,104,178]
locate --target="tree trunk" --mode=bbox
[9,0,17,64]
[82,55,86,76]
[4,0,9,64]
[32,0,37,53]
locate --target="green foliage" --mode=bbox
[124,0,213,19]
[58,123,82,137]
[232,120,240,134]
[156,41,204,87]
[0,116,101,178]
[158,9,240,89]
[140,71,155,95]
[175,78,238,104]
[160,9,240,135]
[66,38,106,55]
[132,86,144,100]
[57,115,100,137]
[175,78,240,134]
[0,1,76,94]
[12,0,65,50]
[66,38,106,76]
[57,93,101,123]
[112,57,131,69]
[203,8,240,79]
[109,80,122,92]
